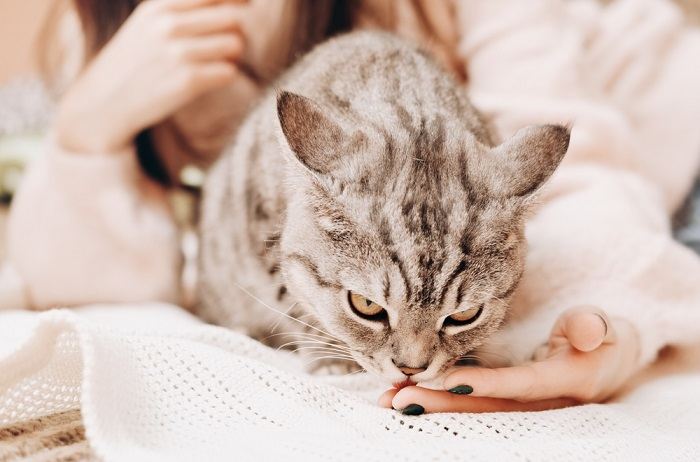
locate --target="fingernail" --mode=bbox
[400,404,424,415]
[448,385,473,395]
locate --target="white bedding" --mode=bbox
[1,304,698,461]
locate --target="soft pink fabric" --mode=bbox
[5,138,180,307]
[4,0,700,368]
[456,0,700,365]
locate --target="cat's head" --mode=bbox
[276,91,569,384]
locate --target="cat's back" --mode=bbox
[272,31,490,144]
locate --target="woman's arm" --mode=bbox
[457,0,700,365]
[5,0,250,308]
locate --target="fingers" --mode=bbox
[184,62,237,95]
[441,358,587,402]
[552,308,615,353]
[390,386,578,414]
[378,388,399,408]
[169,4,245,36]
[178,34,244,61]
[166,0,248,11]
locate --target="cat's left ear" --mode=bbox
[277,91,347,174]
[484,124,570,198]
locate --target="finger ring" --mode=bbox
[594,312,609,337]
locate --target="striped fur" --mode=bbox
[198,32,569,383]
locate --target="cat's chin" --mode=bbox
[411,375,448,390]
[391,377,446,391]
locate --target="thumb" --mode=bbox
[550,308,614,353]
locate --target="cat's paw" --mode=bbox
[308,359,362,376]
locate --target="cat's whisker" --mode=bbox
[284,331,344,343]
[357,365,386,384]
[304,355,357,366]
[265,332,351,350]
[457,353,500,368]
[264,331,327,342]
[292,344,354,354]
[325,367,368,379]
[288,333,352,346]
[278,340,352,353]
[287,337,353,353]
[270,302,298,334]
[453,352,493,368]
[475,346,516,363]
[279,341,353,355]
[234,282,342,342]
[338,368,366,378]
[292,347,355,359]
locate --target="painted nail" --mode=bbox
[400,404,425,415]
[448,385,473,395]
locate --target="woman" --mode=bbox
[6,0,700,415]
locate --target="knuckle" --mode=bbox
[168,43,188,61]
[219,6,240,24]
[222,39,241,56]
[177,66,200,90]
[156,15,180,38]
[217,63,237,79]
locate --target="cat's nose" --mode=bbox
[396,365,427,376]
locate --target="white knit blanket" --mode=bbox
[0,304,698,461]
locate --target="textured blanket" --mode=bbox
[1,305,699,462]
[3,0,700,460]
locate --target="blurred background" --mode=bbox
[0,0,55,259]
[1,0,53,84]
[0,0,699,255]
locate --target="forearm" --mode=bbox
[501,165,700,367]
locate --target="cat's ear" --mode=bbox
[277,91,345,174]
[481,124,570,198]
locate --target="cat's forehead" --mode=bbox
[336,156,519,245]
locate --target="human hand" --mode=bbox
[56,0,246,153]
[379,308,641,414]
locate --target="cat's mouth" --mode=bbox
[392,379,415,390]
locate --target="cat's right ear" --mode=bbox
[277,91,346,175]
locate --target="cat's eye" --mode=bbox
[443,305,483,327]
[348,292,387,321]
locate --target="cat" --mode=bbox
[197,31,569,385]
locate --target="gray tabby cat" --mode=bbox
[198,31,569,385]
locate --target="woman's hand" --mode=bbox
[56,0,246,153]
[379,308,641,414]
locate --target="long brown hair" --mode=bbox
[42,0,352,184]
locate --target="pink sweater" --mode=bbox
[5,0,700,368]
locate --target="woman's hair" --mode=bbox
[71,0,352,65]
[41,0,352,184]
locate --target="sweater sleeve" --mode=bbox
[453,0,700,366]
[5,135,181,309]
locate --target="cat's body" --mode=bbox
[198,32,569,384]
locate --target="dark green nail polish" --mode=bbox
[401,404,424,415]
[448,385,473,395]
